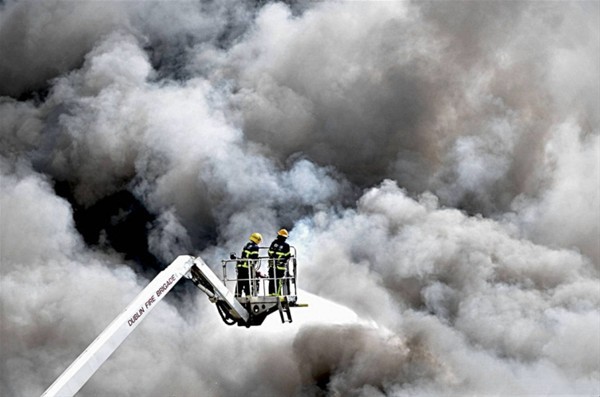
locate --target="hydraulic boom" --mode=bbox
[41,253,303,397]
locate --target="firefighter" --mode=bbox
[268,229,291,295]
[236,232,262,297]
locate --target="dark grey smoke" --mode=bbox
[1,1,598,396]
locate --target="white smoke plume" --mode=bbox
[1,1,598,396]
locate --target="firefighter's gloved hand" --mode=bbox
[229,252,236,260]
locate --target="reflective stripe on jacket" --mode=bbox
[268,237,290,270]
[238,241,259,268]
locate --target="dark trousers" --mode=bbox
[268,267,287,295]
[236,267,251,297]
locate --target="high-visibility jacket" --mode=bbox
[238,241,259,269]
[268,236,291,271]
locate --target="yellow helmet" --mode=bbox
[277,229,289,238]
[249,232,263,244]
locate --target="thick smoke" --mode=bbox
[1,1,598,396]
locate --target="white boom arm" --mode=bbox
[41,255,248,397]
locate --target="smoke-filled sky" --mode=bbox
[1,1,599,396]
